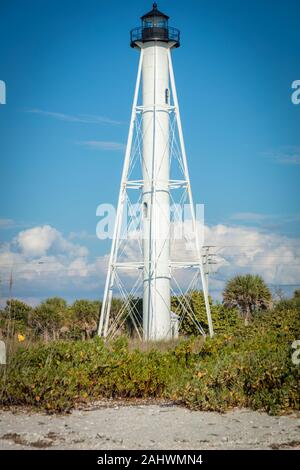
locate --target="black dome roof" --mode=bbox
[141,3,169,20]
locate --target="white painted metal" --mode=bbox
[0,340,6,365]
[142,42,171,340]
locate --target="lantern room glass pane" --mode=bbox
[143,20,153,28]
[153,16,167,27]
[143,17,168,29]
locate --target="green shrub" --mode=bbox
[0,306,299,415]
[0,300,33,338]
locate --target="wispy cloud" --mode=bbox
[27,109,122,126]
[230,212,269,222]
[69,230,96,241]
[0,218,35,231]
[229,212,300,233]
[264,146,300,165]
[78,140,125,151]
[0,218,16,229]
[0,218,30,230]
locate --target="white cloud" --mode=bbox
[69,230,96,241]
[0,223,299,305]
[205,224,300,289]
[110,222,300,298]
[0,225,95,298]
[16,225,60,257]
[15,225,88,258]
[67,258,90,278]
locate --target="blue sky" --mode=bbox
[0,0,300,304]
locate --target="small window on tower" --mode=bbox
[143,202,148,218]
[165,88,169,105]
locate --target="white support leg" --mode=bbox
[98,50,144,337]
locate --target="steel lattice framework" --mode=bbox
[98,48,214,341]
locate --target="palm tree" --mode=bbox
[223,274,272,325]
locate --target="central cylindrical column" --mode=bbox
[142,42,171,341]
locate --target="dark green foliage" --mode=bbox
[126,297,143,338]
[0,337,181,411]
[1,305,299,415]
[29,297,68,341]
[223,274,272,325]
[275,289,300,312]
[2,299,33,323]
[71,300,100,322]
[171,290,214,335]
[294,289,300,300]
[211,304,242,333]
[0,298,101,342]
[171,291,242,336]
[69,300,100,340]
[0,300,33,336]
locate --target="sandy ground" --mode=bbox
[0,404,299,450]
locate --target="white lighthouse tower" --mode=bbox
[98,3,214,341]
